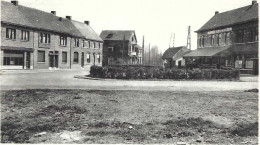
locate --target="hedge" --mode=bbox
[90,66,240,80]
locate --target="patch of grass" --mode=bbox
[229,122,258,137]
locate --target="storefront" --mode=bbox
[1,47,33,69]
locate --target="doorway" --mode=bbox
[81,52,84,67]
[26,52,30,69]
[49,51,58,68]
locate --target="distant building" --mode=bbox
[1,0,103,70]
[100,30,142,66]
[162,46,190,68]
[184,1,258,74]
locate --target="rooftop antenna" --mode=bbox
[187,26,191,50]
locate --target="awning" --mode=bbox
[184,46,231,57]
[1,46,34,52]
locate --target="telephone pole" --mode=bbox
[187,26,191,50]
[142,36,144,65]
[149,43,151,65]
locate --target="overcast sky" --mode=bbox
[4,0,252,52]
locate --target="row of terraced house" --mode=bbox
[1,0,104,70]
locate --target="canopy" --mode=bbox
[184,46,231,57]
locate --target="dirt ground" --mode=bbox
[1,89,258,144]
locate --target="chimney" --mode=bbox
[51,11,56,15]
[252,0,257,5]
[11,0,18,6]
[215,11,219,15]
[84,21,90,25]
[66,16,71,20]
[58,17,63,21]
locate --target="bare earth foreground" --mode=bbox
[1,89,258,144]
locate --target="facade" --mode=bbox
[100,30,143,66]
[184,1,258,74]
[162,46,190,68]
[1,0,103,70]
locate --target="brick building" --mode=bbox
[100,30,142,66]
[184,1,258,74]
[1,0,103,70]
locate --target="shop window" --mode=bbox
[21,30,29,41]
[73,52,79,63]
[3,51,24,66]
[60,36,67,46]
[37,50,45,62]
[62,52,67,63]
[39,33,50,44]
[6,28,16,39]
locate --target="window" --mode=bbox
[40,33,50,44]
[86,53,90,63]
[108,47,113,52]
[60,36,67,46]
[236,30,244,43]
[37,51,45,62]
[132,37,134,41]
[106,34,113,38]
[249,27,258,42]
[210,34,214,46]
[97,54,101,63]
[199,36,204,47]
[95,42,99,49]
[3,51,23,66]
[100,43,103,49]
[73,52,79,63]
[62,52,67,63]
[21,30,29,41]
[90,42,94,48]
[6,28,16,39]
[74,39,80,47]
[216,33,221,46]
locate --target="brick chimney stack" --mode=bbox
[11,0,18,6]
[66,16,72,20]
[215,11,219,15]
[84,21,90,25]
[51,11,56,15]
[252,0,257,5]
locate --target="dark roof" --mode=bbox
[71,20,103,41]
[197,3,258,32]
[162,46,187,59]
[1,1,102,41]
[184,46,231,57]
[100,30,136,41]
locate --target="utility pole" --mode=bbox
[187,26,191,50]
[149,43,151,65]
[122,34,125,64]
[169,33,172,48]
[142,36,144,65]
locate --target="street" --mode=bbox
[0,69,258,91]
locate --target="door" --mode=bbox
[49,52,58,68]
[49,55,54,68]
[178,61,181,68]
[81,52,84,67]
[26,52,30,69]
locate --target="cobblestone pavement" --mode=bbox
[0,69,258,91]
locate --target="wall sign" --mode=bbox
[207,28,232,34]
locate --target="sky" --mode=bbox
[3,0,252,52]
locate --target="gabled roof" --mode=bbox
[1,1,102,41]
[197,3,258,32]
[100,30,137,41]
[71,20,103,41]
[162,46,188,59]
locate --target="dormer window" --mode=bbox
[106,34,113,38]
